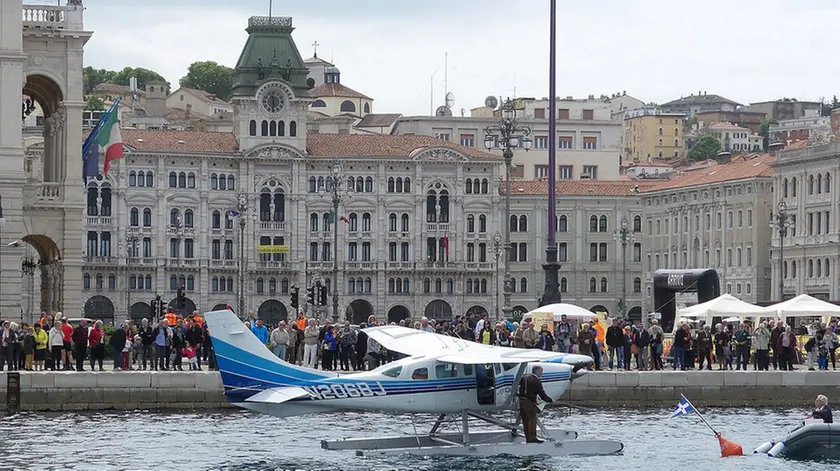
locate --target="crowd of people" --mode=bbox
[0,311,218,372]
[3,308,838,374]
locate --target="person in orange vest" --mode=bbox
[592,317,605,370]
[165,310,177,327]
[191,311,204,329]
[296,312,306,331]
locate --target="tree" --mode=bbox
[759,118,779,149]
[83,66,117,95]
[687,135,721,161]
[644,102,660,109]
[179,61,234,100]
[110,66,167,90]
[84,95,105,111]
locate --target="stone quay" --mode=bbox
[1,370,837,412]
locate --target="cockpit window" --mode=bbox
[503,363,519,371]
[382,366,402,378]
[411,367,429,380]
[435,363,458,378]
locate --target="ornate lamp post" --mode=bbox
[124,232,139,316]
[484,99,532,319]
[235,194,248,319]
[613,218,635,319]
[491,231,505,320]
[319,160,353,322]
[770,200,795,301]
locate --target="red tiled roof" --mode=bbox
[122,129,239,154]
[306,133,499,159]
[180,87,230,105]
[309,83,371,100]
[643,153,775,192]
[502,180,656,196]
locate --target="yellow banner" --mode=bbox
[257,245,289,254]
[530,311,554,334]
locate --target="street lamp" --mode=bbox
[125,232,139,316]
[318,160,353,322]
[491,231,505,320]
[21,255,36,322]
[770,200,795,301]
[235,193,248,319]
[484,98,532,320]
[613,218,635,319]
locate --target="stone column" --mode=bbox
[0,1,27,319]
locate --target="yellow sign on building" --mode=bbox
[256,245,289,254]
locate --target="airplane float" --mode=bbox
[205,309,624,457]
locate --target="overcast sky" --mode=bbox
[75,0,838,115]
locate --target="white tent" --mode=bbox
[523,303,597,321]
[764,294,840,318]
[676,293,767,318]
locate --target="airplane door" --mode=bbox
[494,364,512,406]
[475,363,495,405]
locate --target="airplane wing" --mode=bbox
[244,386,310,404]
[363,325,569,365]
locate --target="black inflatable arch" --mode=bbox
[653,269,720,330]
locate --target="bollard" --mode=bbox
[6,371,20,414]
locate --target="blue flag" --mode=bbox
[670,397,696,419]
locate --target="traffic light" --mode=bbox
[177,286,185,311]
[290,287,299,309]
[318,285,327,306]
[151,298,158,315]
[306,287,315,305]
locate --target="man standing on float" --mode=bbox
[518,365,554,443]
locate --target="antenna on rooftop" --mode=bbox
[268,0,273,19]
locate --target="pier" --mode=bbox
[1,370,836,412]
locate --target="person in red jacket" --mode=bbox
[88,321,105,371]
[59,317,73,370]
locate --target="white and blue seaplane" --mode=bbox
[205,309,623,457]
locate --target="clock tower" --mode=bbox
[231,15,313,152]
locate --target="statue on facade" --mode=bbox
[808,122,835,146]
[256,57,265,80]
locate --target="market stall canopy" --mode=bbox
[523,303,597,321]
[763,294,840,318]
[676,293,767,318]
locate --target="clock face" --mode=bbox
[261,90,285,114]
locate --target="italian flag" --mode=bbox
[329,212,350,223]
[99,105,124,176]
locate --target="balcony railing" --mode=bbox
[35,183,61,202]
[22,5,66,29]
[426,223,451,232]
[259,221,286,231]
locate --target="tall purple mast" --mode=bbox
[541,0,562,306]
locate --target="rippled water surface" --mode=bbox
[1,407,837,470]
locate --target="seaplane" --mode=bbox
[205,309,624,457]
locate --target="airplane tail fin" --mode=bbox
[204,310,333,402]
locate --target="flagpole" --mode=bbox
[681,394,718,435]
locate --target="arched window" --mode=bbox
[137,171,147,187]
[170,209,180,226]
[281,278,289,294]
[340,100,356,113]
[212,210,221,229]
[478,215,487,232]
[349,278,356,293]
[401,213,409,232]
[147,275,154,290]
[290,121,297,137]
[129,171,137,187]
[184,209,194,228]
[589,277,596,293]
[259,191,271,221]
[809,174,814,195]
[792,177,798,197]
[634,277,641,292]
[519,215,528,232]
[424,278,431,293]
[323,212,332,232]
[389,213,397,232]
[308,177,317,193]
[130,208,139,227]
[467,214,475,232]
[472,179,480,195]
[633,215,642,232]
[364,102,370,114]
[269,278,277,294]
[273,191,285,221]
[227,175,235,190]
[467,279,473,294]
[426,191,437,222]
[558,215,568,232]
[218,174,227,190]
[404,178,411,193]
[311,99,326,108]
[446,278,454,294]
[168,172,177,188]
[818,174,823,194]
[269,120,276,136]
[510,215,518,232]
[598,215,608,232]
[355,177,364,193]
[249,120,256,136]
[389,278,396,293]
[387,177,395,193]
[362,213,372,232]
[520,277,527,293]
[256,278,264,293]
[178,172,186,188]
[187,172,196,189]
[210,174,218,190]
[364,277,372,293]
[143,208,152,227]
[589,215,598,232]
[365,177,373,192]
[348,213,358,232]
[465,178,473,194]
[145,171,154,188]
[600,277,608,292]
[309,213,319,232]
[83,273,91,290]
[481,179,489,194]
[347,177,355,192]
[826,173,832,193]
[261,120,268,136]
[435,278,442,293]
[560,277,567,293]
[170,275,178,290]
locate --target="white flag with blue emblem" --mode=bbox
[670,397,696,419]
